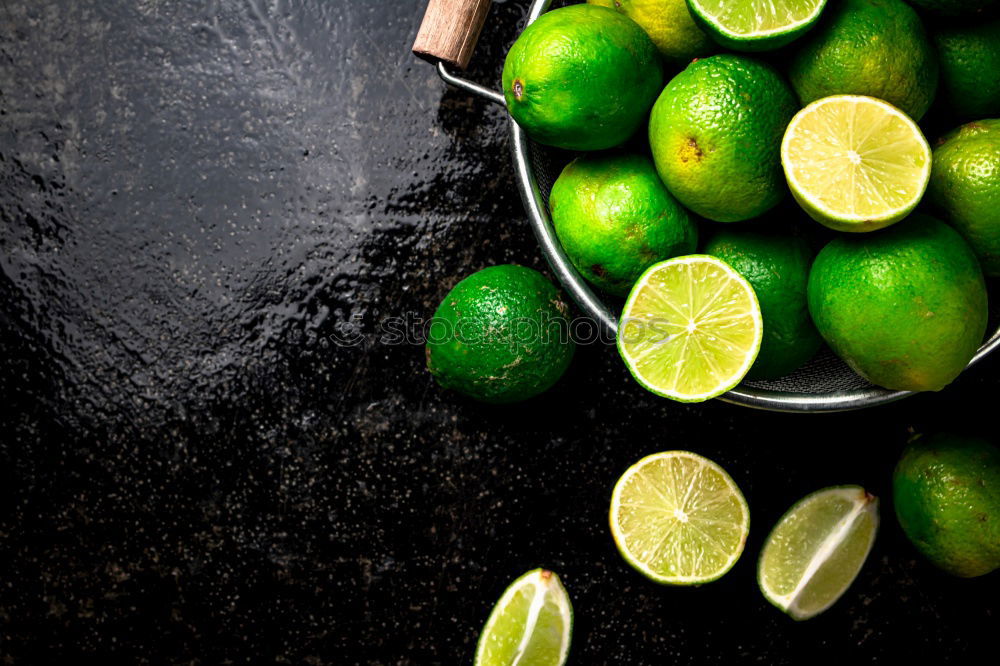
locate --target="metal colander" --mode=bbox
[429,0,1000,412]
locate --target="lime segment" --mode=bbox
[610,451,750,585]
[758,486,879,621]
[474,569,573,666]
[688,0,828,50]
[617,255,762,403]
[781,95,931,232]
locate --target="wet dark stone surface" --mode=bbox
[0,1,996,663]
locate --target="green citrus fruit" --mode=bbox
[502,4,663,151]
[703,230,821,380]
[894,433,1000,577]
[807,215,987,392]
[587,0,714,65]
[932,19,1000,120]
[929,119,1000,277]
[904,0,999,16]
[788,0,938,120]
[550,153,698,296]
[426,265,575,403]
[686,0,828,51]
[649,54,797,222]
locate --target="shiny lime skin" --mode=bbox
[788,0,938,120]
[648,55,797,222]
[588,0,714,65]
[807,215,987,392]
[904,0,999,15]
[894,433,1000,577]
[425,266,575,404]
[929,119,1000,276]
[502,4,663,151]
[703,230,821,379]
[550,154,698,296]
[933,20,1000,120]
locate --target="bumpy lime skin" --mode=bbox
[648,54,798,222]
[894,434,1000,577]
[550,154,698,296]
[904,0,999,15]
[588,0,715,65]
[929,119,1000,277]
[788,0,938,120]
[703,231,821,379]
[502,4,663,151]
[686,0,828,52]
[426,266,575,404]
[933,19,1000,120]
[807,215,987,392]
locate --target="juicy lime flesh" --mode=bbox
[783,96,930,227]
[611,451,750,584]
[475,569,572,666]
[692,0,826,38]
[759,486,878,620]
[618,256,762,402]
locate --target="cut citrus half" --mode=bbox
[687,0,828,51]
[609,451,750,585]
[474,569,573,666]
[758,486,879,621]
[781,95,932,232]
[617,255,762,403]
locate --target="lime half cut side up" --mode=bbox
[688,0,828,51]
[474,569,573,666]
[758,486,879,621]
[610,451,751,585]
[617,255,762,403]
[781,95,931,232]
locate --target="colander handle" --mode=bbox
[412,0,491,70]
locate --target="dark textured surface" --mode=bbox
[0,1,997,663]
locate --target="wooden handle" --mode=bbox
[412,0,492,70]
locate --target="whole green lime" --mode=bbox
[932,19,1000,121]
[894,433,1000,577]
[588,0,714,65]
[502,4,663,151]
[550,153,698,296]
[904,0,998,15]
[426,265,575,403]
[929,119,1000,277]
[703,230,821,379]
[788,0,938,120]
[807,215,987,392]
[648,54,797,222]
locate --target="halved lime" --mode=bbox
[758,486,879,621]
[617,255,762,403]
[474,569,573,666]
[687,0,828,51]
[609,451,750,585]
[781,95,932,232]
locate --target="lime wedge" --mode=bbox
[687,0,828,51]
[758,486,879,621]
[781,95,932,232]
[609,451,750,585]
[474,569,573,666]
[617,255,762,403]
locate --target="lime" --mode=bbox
[426,265,575,404]
[686,0,828,51]
[588,0,714,65]
[781,95,931,232]
[474,569,573,666]
[932,19,1000,120]
[618,255,763,402]
[893,434,1000,578]
[609,451,750,585]
[929,119,1000,276]
[502,4,663,151]
[788,0,938,120]
[550,153,698,297]
[807,215,988,392]
[703,230,821,380]
[905,0,999,15]
[758,486,878,621]
[649,54,797,222]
